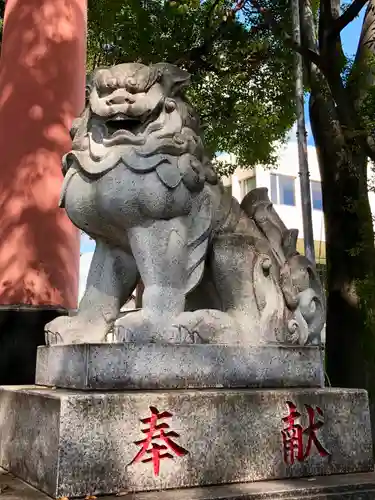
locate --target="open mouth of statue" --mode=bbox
[105,115,143,137]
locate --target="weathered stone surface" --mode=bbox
[2,469,375,500]
[45,62,325,348]
[35,343,324,390]
[0,387,372,498]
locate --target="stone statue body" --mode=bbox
[46,62,325,346]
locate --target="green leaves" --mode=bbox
[87,0,295,168]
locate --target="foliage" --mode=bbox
[87,0,296,169]
[0,0,5,44]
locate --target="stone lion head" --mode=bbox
[65,62,217,187]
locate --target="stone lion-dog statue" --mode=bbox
[45,62,325,346]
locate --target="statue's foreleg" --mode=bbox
[114,218,189,341]
[130,218,188,318]
[45,239,138,345]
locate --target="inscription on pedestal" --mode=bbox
[281,401,331,465]
[0,387,372,498]
[130,406,188,476]
[128,400,333,478]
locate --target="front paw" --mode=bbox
[45,315,110,345]
[113,310,156,343]
[113,310,181,343]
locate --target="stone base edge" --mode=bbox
[126,472,375,500]
[35,343,324,390]
[2,470,375,500]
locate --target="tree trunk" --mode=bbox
[310,89,375,440]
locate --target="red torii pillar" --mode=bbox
[0,0,87,383]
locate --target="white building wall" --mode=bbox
[368,176,375,217]
[255,143,325,244]
[222,143,375,260]
[222,143,325,246]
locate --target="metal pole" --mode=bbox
[291,0,316,265]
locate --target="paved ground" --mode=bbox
[0,469,49,499]
[2,468,375,500]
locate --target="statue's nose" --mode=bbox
[106,93,135,105]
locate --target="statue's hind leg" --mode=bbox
[115,218,188,342]
[45,239,138,345]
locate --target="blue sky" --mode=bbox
[80,232,95,253]
[342,8,364,54]
[79,7,365,255]
[305,8,364,145]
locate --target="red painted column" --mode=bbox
[0,0,87,311]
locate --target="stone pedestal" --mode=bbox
[0,343,373,499]
[35,343,324,390]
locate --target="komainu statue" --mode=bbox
[45,62,325,346]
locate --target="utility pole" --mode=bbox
[291,0,316,265]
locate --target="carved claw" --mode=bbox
[286,319,301,344]
[44,315,110,345]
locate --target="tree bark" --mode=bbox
[298,0,375,440]
[309,88,375,441]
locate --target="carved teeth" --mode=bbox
[108,114,133,122]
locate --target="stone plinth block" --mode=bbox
[0,387,372,499]
[35,343,324,390]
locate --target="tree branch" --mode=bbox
[174,0,251,73]
[232,0,246,15]
[330,0,368,36]
[287,35,324,68]
[177,45,269,75]
[250,0,325,70]
[300,0,322,89]
[318,0,334,51]
[205,0,222,30]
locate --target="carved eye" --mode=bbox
[107,77,118,89]
[165,98,176,112]
[262,258,272,276]
[126,77,138,92]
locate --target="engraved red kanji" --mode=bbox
[281,401,331,465]
[130,406,188,476]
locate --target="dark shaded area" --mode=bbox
[310,92,375,452]
[0,309,65,384]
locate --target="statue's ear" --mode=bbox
[85,66,107,102]
[87,65,112,92]
[70,117,81,139]
[85,72,95,101]
[152,63,191,96]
